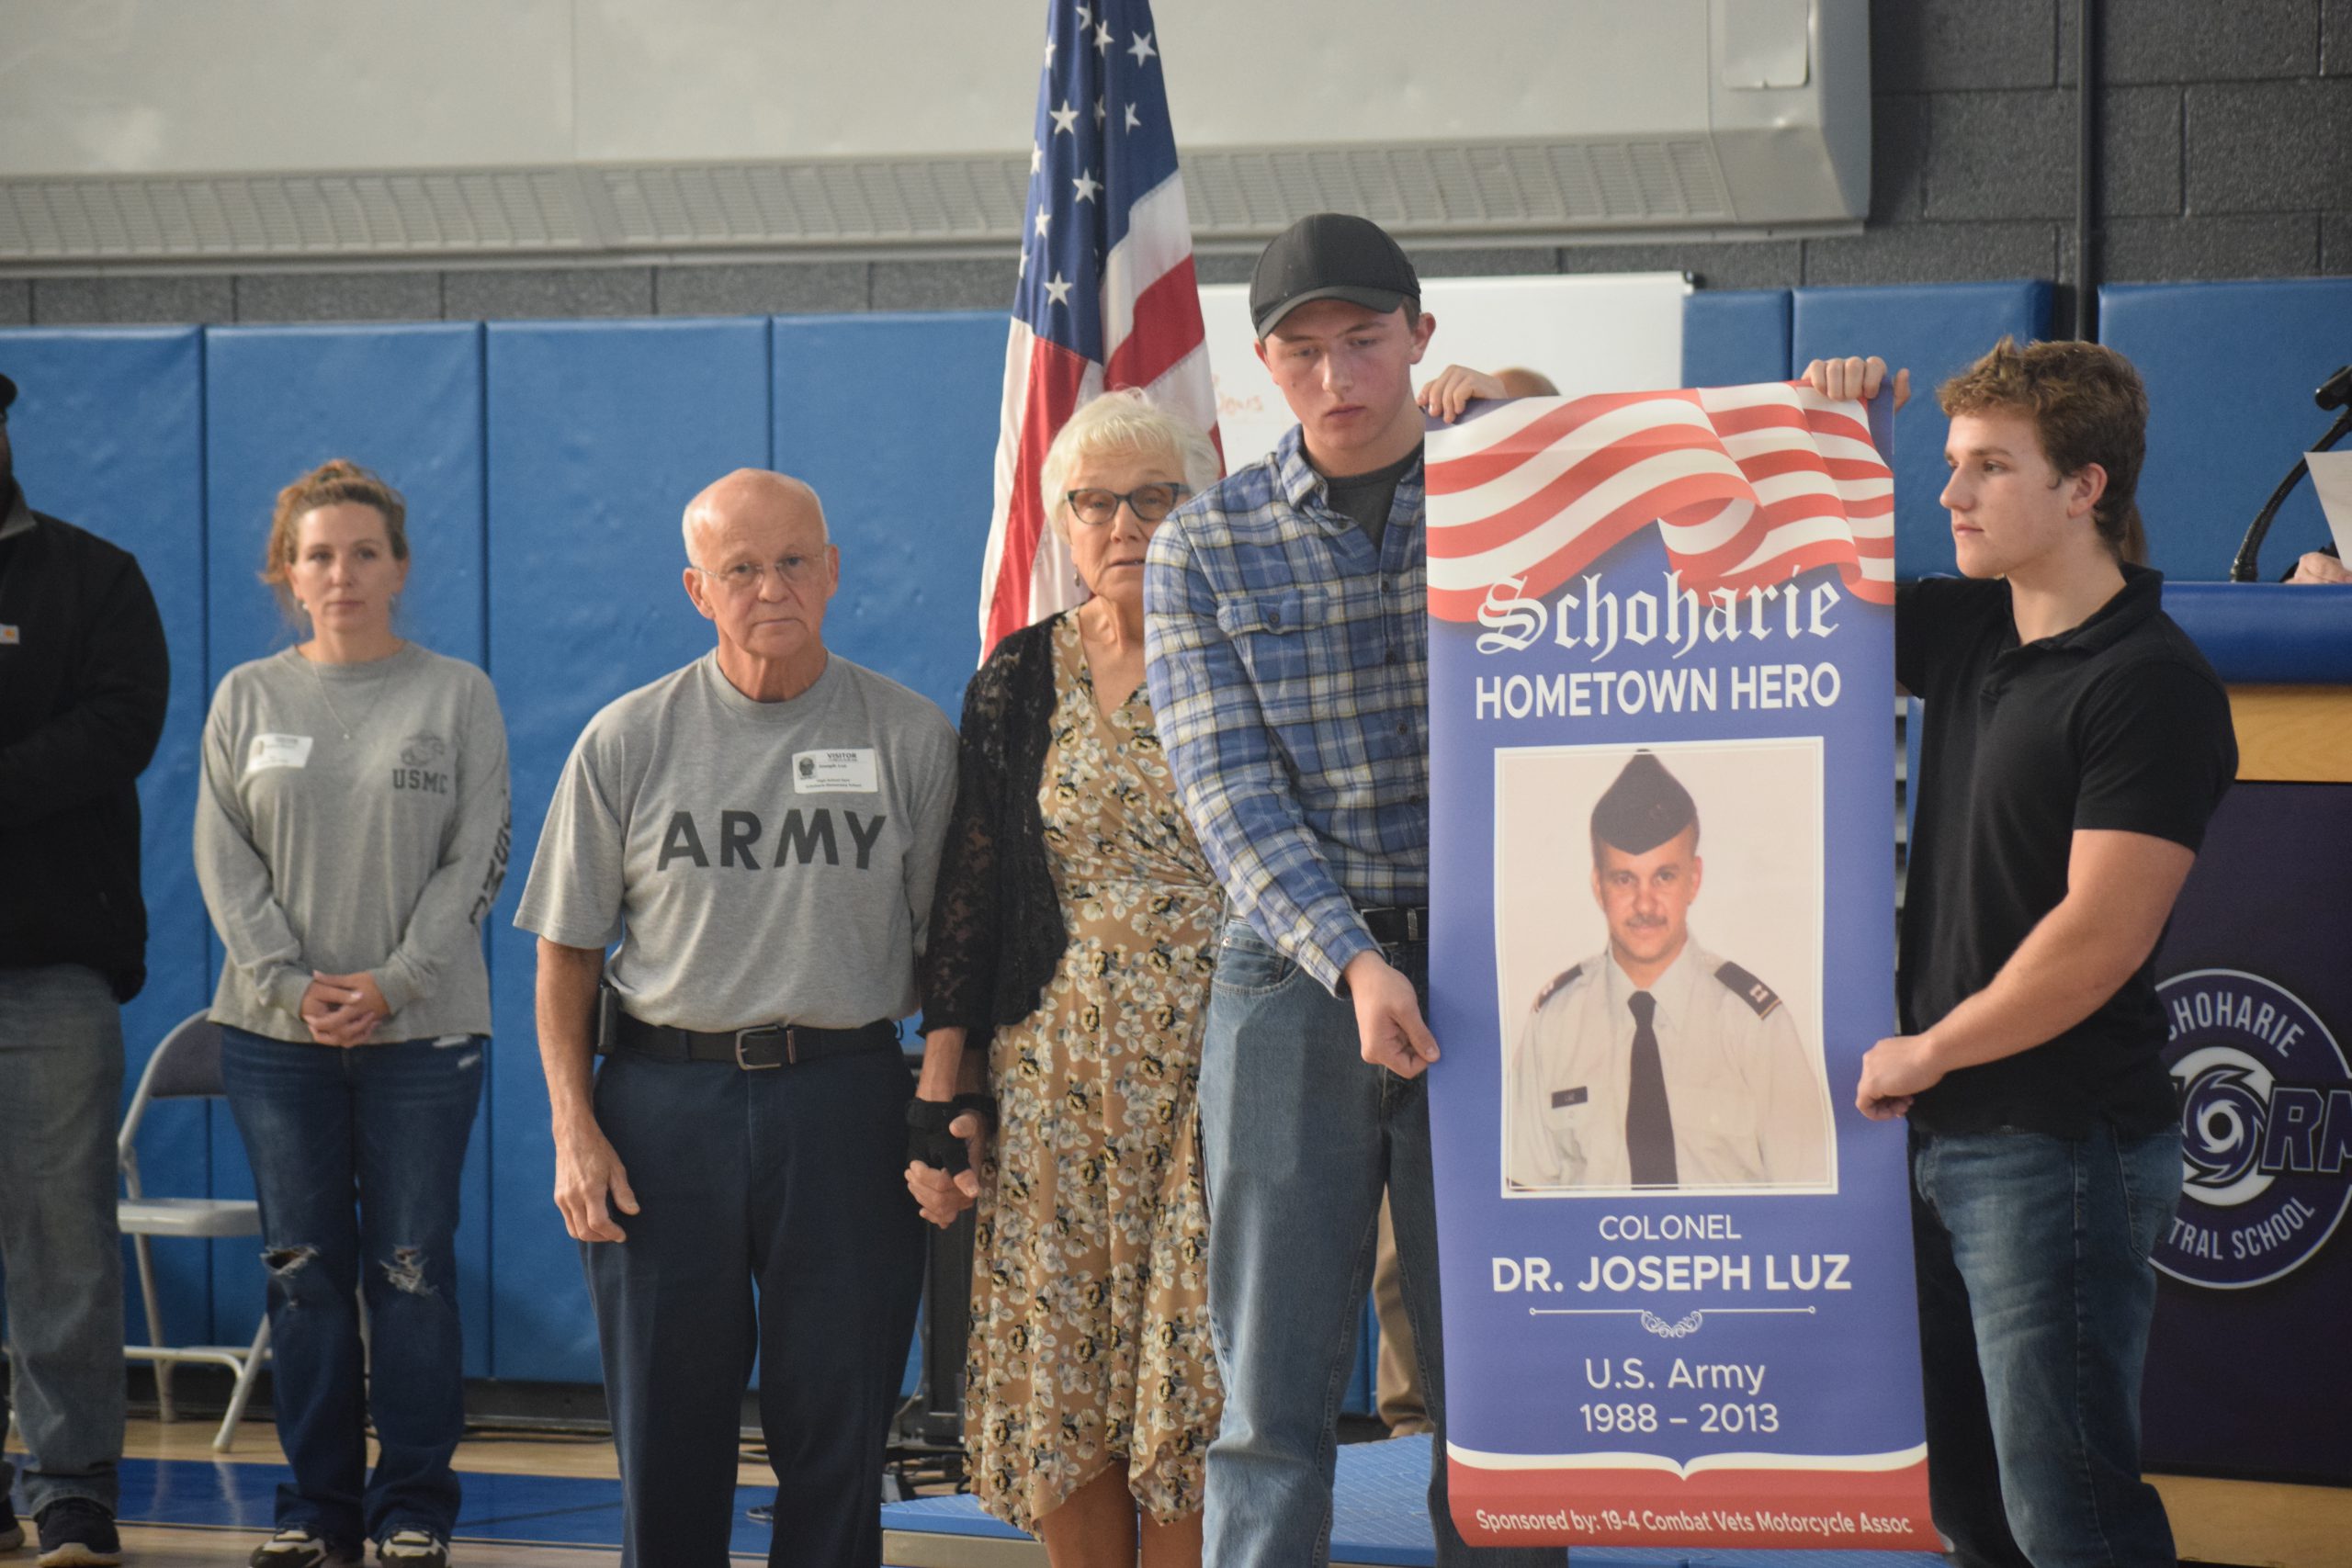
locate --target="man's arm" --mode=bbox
[0,546,169,826]
[1142,519,1374,993]
[535,938,638,1241]
[1857,829,2195,1118]
[1144,517,1437,1076]
[901,712,983,1223]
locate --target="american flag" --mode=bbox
[1423,382,1894,624]
[976,0,1220,657]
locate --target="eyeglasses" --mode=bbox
[1064,485,1188,526]
[695,555,824,592]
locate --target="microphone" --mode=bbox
[2232,377,2352,581]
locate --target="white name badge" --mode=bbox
[793,748,878,794]
[247,733,315,774]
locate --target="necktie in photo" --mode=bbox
[1625,990,1677,1186]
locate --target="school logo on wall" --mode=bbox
[2156,969,2352,1290]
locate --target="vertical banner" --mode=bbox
[1423,385,1939,1550]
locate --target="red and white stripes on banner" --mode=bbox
[978,174,1221,657]
[1424,383,1894,625]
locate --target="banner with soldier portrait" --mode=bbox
[1420,386,1939,1550]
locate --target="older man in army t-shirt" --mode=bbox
[515,469,956,1568]
[1505,750,1831,1191]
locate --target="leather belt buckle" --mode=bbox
[1360,904,1428,945]
[733,1025,786,1070]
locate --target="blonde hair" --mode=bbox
[1039,389,1221,540]
[260,459,410,615]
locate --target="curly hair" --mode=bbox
[1939,337,2149,565]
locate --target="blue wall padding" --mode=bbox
[204,325,487,675]
[1788,281,2052,582]
[2162,581,2352,683]
[1681,289,1792,392]
[0,328,214,1344]
[773,311,1003,718]
[484,317,775,1383]
[2098,278,2352,582]
[199,323,495,1363]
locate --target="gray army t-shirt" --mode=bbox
[196,643,511,1043]
[514,651,957,1033]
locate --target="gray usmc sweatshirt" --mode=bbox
[195,643,509,1043]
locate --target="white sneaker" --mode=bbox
[376,1530,449,1568]
[248,1527,357,1568]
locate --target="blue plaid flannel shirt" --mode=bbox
[1143,424,1430,994]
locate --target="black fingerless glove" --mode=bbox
[906,1094,997,1174]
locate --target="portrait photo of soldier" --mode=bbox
[1501,747,1834,1193]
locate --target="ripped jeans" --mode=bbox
[220,1026,484,1548]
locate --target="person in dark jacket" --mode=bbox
[0,368,170,1567]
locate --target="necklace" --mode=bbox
[305,645,398,742]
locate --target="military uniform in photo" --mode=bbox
[1504,751,1832,1191]
[1506,939,1829,1190]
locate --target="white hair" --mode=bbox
[1039,389,1222,540]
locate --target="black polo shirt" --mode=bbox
[1896,566,2236,1136]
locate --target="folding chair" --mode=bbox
[118,1010,273,1451]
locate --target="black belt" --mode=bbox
[1358,905,1429,945]
[606,1009,899,1071]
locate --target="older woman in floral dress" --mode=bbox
[909,389,1224,1568]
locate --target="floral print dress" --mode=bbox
[966,614,1224,1531]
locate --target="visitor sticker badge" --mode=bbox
[247,733,316,774]
[793,748,879,794]
[0,625,18,644]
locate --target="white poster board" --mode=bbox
[1197,272,1693,470]
[2307,448,2352,560]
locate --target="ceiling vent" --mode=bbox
[0,0,1864,265]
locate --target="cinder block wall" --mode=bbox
[1,0,2346,325]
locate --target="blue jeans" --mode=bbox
[1910,1122,2181,1568]
[0,964,125,1517]
[583,1045,924,1568]
[1198,920,1563,1568]
[220,1026,483,1548]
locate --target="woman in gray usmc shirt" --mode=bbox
[194,460,509,1568]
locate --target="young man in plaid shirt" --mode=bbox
[1144,212,1561,1568]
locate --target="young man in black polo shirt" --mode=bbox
[1813,340,2234,1567]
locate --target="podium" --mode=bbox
[2140,583,2352,1558]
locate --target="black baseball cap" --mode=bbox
[0,372,15,413]
[1250,212,1420,339]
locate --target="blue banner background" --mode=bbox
[1423,394,1929,1526]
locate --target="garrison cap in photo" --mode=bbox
[1591,751,1698,856]
[1249,212,1420,339]
[0,371,16,413]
